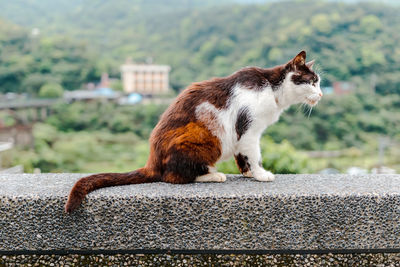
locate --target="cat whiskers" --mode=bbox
[307,106,313,118]
[296,103,303,113]
[299,102,313,118]
[314,63,325,78]
[296,102,307,114]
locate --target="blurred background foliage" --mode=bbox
[1,0,400,174]
[1,1,400,93]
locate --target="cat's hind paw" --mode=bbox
[195,172,227,183]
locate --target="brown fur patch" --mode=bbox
[165,122,220,157]
[65,168,160,213]
[158,122,222,183]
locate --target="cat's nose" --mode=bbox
[319,92,323,97]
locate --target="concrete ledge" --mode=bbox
[3,252,400,266]
[1,174,400,252]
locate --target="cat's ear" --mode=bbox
[292,51,306,68]
[306,60,315,70]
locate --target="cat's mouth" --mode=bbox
[307,99,318,106]
[305,96,321,106]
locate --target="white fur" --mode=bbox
[277,73,323,108]
[195,172,226,182]
[195,71,322,182]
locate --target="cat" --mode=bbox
[65,50,322,213]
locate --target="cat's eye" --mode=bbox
[311,77,318,86]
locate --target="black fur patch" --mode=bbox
[263,65,290,91]
[235,153,251,174]
[164,150,209,183]
[291,65,319,85]
[231,66,288,91]
[235,107,252,140]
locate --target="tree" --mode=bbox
[311,14,332,34]
[38,83,64,98]
[360,15,382,35]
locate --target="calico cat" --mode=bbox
[65,50,322,213]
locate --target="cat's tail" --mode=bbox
[65,168,160,213]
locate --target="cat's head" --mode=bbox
[282,51,323,107]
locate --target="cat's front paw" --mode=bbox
[253,169,275,182]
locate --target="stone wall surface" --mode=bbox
[1,173,400,253]
[3,253,400,266]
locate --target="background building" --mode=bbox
[332,81,355,95]
[121,61,170,95]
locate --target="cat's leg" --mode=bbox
[162,122,224,184]
[162,153,211,184]
[234,154,252,177]
[236,134,275,182]
[164,161,226,183]
[194,166,226,182]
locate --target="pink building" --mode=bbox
[332,81,355,95]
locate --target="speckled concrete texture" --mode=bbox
[2,253,400,266]
[1,174,400,251]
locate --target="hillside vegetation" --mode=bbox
[1,1,400,173]
[0,19,100,93]
[1,1,400,93]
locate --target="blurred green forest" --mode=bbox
[5,93,400,174]
[0,18,99,93]
[6,102,314,174]
[1,1,400,93]
[1,0,400,173]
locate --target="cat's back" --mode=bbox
[150,66,272,142]
[159,67,266,120]
[153,75,236,132]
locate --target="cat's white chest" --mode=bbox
[218,85,282,161]
[196,85,282,163]
[236,86,281,130]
